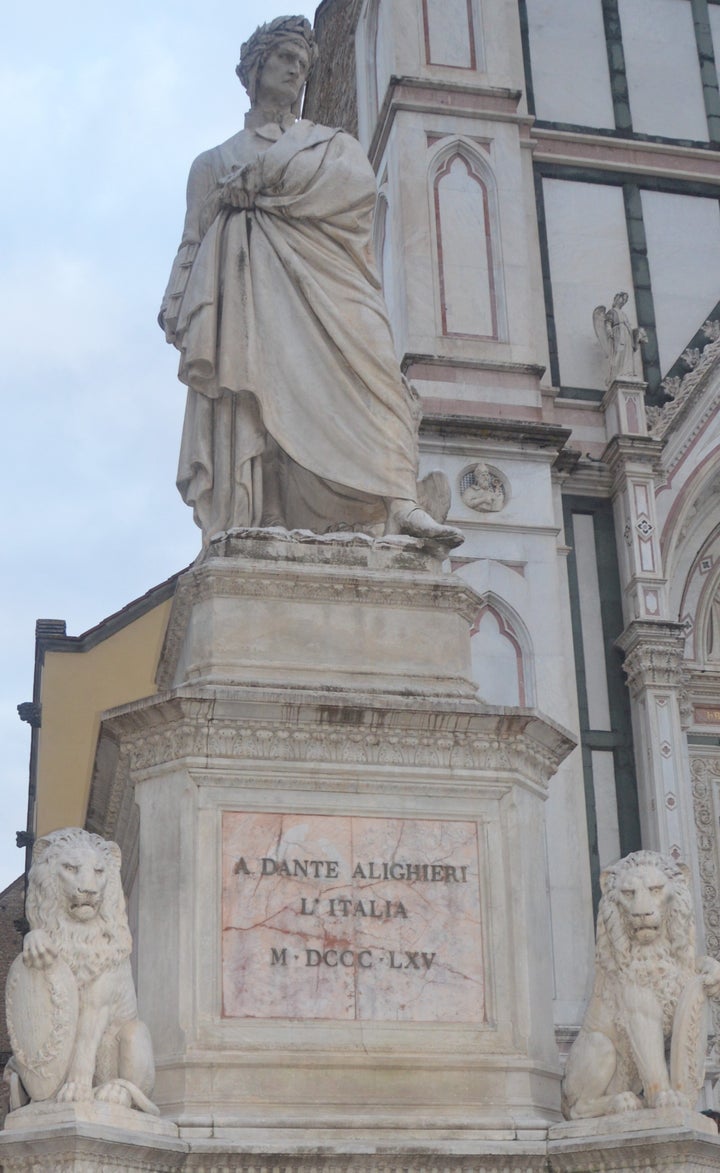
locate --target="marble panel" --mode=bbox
[641,190,720,373]
[222,812,484,1023]
[712,6,720,83]
[526,0,614,128]
[619,0,708,141]
[572,512,612,730]
[424,0,475,68]
[543,179,635,390]
[591,748,621,867]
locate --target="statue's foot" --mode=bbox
[56,1080,94,1104]
[95,1079,133,1108]
[388,503,463,548]
[608,1091,642,1114]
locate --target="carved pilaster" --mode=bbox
[603,437,667,625]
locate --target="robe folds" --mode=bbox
[162,119,419,538]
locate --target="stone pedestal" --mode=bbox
[82,533,573,1136]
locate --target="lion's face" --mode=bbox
[25,828,132,982]
[54,843,109,922]
[614,862,672,945]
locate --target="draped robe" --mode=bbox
[161,119,419,539]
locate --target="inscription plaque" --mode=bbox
[222,812,485,1021]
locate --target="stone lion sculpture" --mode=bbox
[562,850,720,1119]
[5,828,157,1115]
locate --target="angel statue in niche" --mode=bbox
[160,15,461,550]
[593,292,647,386]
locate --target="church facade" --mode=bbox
[303,0,720,1060]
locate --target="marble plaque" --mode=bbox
[222,813,485,1022]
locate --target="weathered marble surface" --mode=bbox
[160,16,461,548]
[593,291,647,386]
[4,829,157,1123]
[222,812,484,1021]
[158,532,480,698]
[562,850,720,1121]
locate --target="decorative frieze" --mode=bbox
[648,326,720,445]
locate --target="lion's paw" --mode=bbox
[56,1080,94,1103]
[609,1092,642,1114]
[95,1080,133,1108]
[650,1088,689,1110]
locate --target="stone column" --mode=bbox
[603,396,702,901]
[616,620,702,902]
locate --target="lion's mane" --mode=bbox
[25,828,132,986]
[595,850,696,1014]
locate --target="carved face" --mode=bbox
[615,863,672,944]
[255,38,310,109]
[55,846,109,921]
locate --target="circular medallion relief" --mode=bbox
[459,462,507,513]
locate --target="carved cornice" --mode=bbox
[648,326,720,452]
[88,692,575,841]
[600,435,665,494]
[369,76,526,166]
[418,412,571,454]
[616,621,687,697]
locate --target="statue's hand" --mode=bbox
[699,956,720,998]
[219,161,262,210]
[23,929,58,970]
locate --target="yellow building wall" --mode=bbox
[35,599,173,836]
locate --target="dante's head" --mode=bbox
[236,16,318,116]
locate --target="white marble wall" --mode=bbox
[641,190,720,371]
[525,0,615,127]
[375,116,541,372]
[417,443,596,1025]
[542,179,636,389]
[358,0,598,1031]
[619,0,708,140]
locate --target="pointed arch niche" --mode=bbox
[469,600,531,707]
[430,140,507,340]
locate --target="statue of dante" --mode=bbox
[160,16,461,547]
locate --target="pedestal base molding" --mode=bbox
[2,1112,720,1172]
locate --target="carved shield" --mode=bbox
[670,973,709,1102]
[5,954,79,1101]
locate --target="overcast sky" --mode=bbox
[1,2,319,891]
